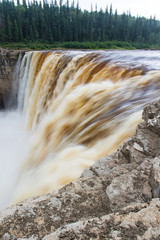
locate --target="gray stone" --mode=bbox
[0,48,22,109]
[0,177,111,239]
[150,157,160,198]
[106,159,152,211]
[142,100,160,136]
[43,199,160,240]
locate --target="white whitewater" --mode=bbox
[0,111,29,210]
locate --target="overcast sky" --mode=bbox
[77,0,160,19]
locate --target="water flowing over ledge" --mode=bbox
[1,50,160,209]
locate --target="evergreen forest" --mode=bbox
[0,0,160,49]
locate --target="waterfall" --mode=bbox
[1,50,160,209]
[17,52,33,110]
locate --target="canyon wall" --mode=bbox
[0,48,22,108]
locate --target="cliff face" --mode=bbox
[0,48,21,109]
[0,100,160,240]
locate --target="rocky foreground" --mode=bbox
[0,100,160,239]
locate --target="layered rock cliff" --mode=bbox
[0,100,160,240]
[0,48,21,109]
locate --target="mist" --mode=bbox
[0,111,29,210]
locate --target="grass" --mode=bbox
[1,41,160,50]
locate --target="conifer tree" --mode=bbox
[0,0,160,46]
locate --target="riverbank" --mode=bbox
[1,41,160,51]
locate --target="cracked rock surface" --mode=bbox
[0,100,160,239]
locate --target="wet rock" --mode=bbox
[0,48,22,109]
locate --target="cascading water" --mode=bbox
[1,50,160,210]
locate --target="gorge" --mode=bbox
[0,49,160,239]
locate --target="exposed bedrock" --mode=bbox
[0,48,22,109]
[0,100,160,239]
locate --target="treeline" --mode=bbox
[0,0,160,45]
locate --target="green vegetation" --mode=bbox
[2,41,160,50]
[0,0,160,50]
